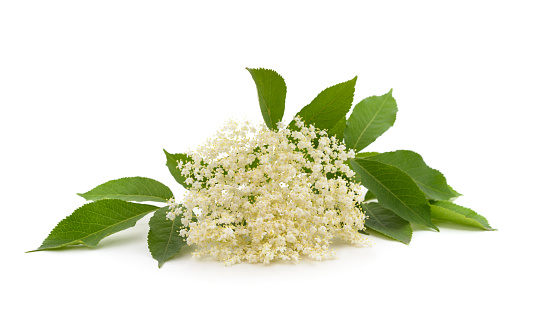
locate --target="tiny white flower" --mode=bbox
[166,211,176,220]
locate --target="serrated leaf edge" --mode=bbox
[347,89,396,151]
[246,67,286,130]
[366,150,456,200]
[28,200,158,252]
[351,158,439,231]
[301,76,357,126]
[430,201,496,231]
[163,149,192,189]
[77,176,172,203]
[363,203,413,245]
[148,207,185,268]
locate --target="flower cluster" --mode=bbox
[168,117,369,265]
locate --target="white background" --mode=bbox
[1,1,532,322]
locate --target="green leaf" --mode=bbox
[352,172,361,184]
[148,206,188,268]
[448,185,462,201]
[363,202,412,244]
[329,116,347,141]
[246,67,287,130]
[30,200,158,252]
[430,200,495,231]
[350,158,438,231]
[365,150,456,201]
[164,149,193,189]
[78,177,173,203]
[356,152,380,158]
[345,89,397,152]
[364,190,377,201]
[291,76,357,132]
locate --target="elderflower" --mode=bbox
[169,117,369,265]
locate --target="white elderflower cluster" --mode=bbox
[169,117,369,265]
